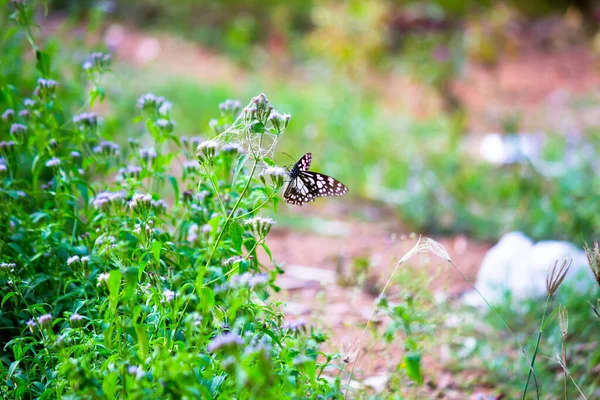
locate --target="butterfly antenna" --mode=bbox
[281,152,296,163]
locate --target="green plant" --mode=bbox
[0,2,343,398]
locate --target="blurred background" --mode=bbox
[35,0,600,242]
[4,0,600,396]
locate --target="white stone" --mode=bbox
[462,232,593,307]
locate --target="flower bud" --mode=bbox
[196,140,219,165]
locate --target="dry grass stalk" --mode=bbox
[584,242,600,287]
[546,258,572,297]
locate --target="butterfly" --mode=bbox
[283,153,348,205]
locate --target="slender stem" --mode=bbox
[202,164,227,214]
[196,156,259,287]
[203,240,260,287]
[345,258,406,397]
[563,339,568,400]
[232,192,277,220]
[172,133,262,349]
[522,296,550,399]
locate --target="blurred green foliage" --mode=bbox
[39,0,600,243]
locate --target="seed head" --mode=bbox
[340,341,360,365]
[558,305,568,339]
[584,242,600,287]
[546,258,572,297]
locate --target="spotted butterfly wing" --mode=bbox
[283,153,348,206]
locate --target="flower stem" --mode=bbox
[522,296,550,399]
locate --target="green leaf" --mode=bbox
[263,328,284,349]
[152,240,162,265]
[102,371,118,398]
[232,154,249,183]
[263,157,275,167]
[108,270,122,308]
[168,175,179,205]
[7,360,20,379]
[35,50,51,76]
[229,222,243,253]
[251,122,265,133]
[208,216,222,234]
[403,351,423,385]
[210,376,226,395]
[2,292,16,308]
[135,326,149,360]
[12,343,22,361]
[261,243,273,262]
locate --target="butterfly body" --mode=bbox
[283,153,348,205]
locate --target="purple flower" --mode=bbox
[45,157,61,168]
[128,365,145,380]
[73,112,99,130]
[10,123,27,135]
[92,191,126,209]
[67,255,80,265]
[0,141,16,155]
[221,143,243,155]
[244,216,275,237]
[163,289,175,303]
[151,199,168,211]
[136,93,165,112]
[183,160,199,173]
[27,319,37,333]
[71,151,81,158]
[118,165,142,179]
[128,193,152,211]
[207,332,244,353]
[24,98,36,108]
[229,272,268,289]
[93,140,119,156]
[219,99,242,115]
[69,312,84,328]
[83,52,112,71]
[158,101,172,116]
[2,109,14,122]
[1,262,16,272]
[34,79,58,98]
[97,272,110,286]
[283,319,306,332]
[140,147,157,161]
[38,313,52,327]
